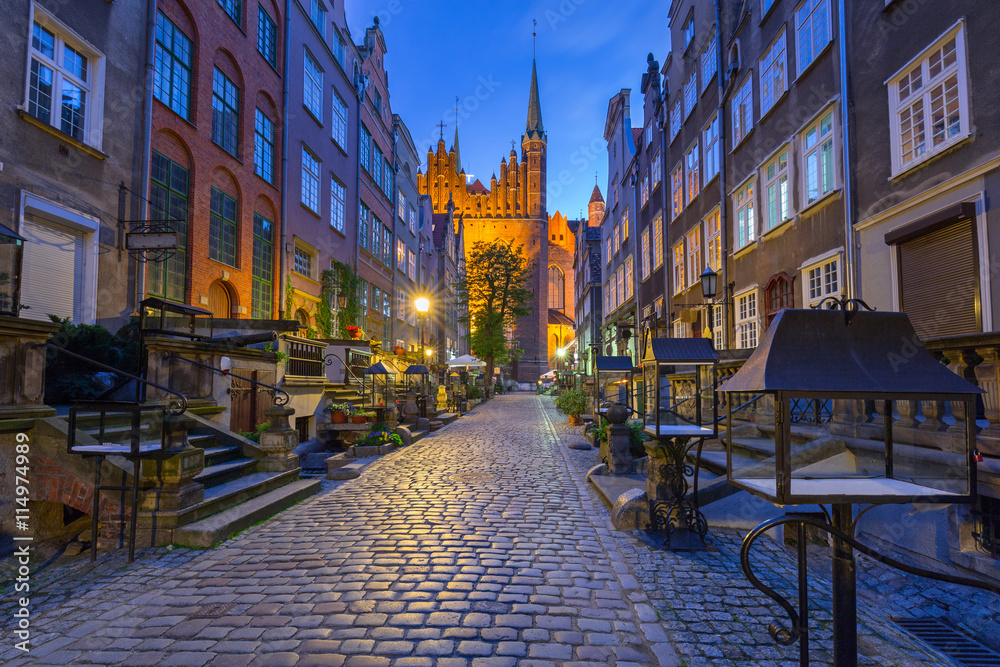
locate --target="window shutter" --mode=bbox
[898,219,979,339]
[20,215,84,323]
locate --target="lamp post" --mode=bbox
[415,295,430,360]
[700,267,718,344]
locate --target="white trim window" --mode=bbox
[294,244,315,280]
[684,15,695,50]
[671,165,684,219]
[622,208,630,242]
[685,226,701,288]
[762,0,776,14]
[653,211,664,270]
[330,176,346,232]
[685,140,700,204]
[652,150,662,189]
[804,256,840,308]
[332,88,348,149]
[759,29,787,116]
[613,222,621,255]
[763,148,790,229]
[396,238,405,271]
[617,266,625,306]
[705,208,722,271]
[684,72,697,119]
[408,205,417,235]
[645,123,653,147]
[407,248,417,281]
[640,173,649,208]
[673,319,689,339]
[27,9,105,147]
[154,11,192,120]
[703,115,720,181]
[624,255,634,300]
[606,236,612,266]
[795,0,831,76]
[732,76,753,146]
[888,23,969,175]
[254,109,274,183]
[702,29,718,92]
[734,180,756,249]
[670,100,682,142]
[301,145,320,213]
[640,227,651,279]
[708,305,724,349]
[802,109,835,205]
[672,241,685,295]
[398,189,406,220]
[735,290,759,349]
[303,49,323,120]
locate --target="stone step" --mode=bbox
[202,445,242,467]
[194,457,257,488]
[699,450,762,476]
[172,479,320,548]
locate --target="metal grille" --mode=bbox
[286,338,325,377]
[790,397,832,424]
[974,495,1000,558]
[893,618,1000,666]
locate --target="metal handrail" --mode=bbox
[324,351,364,385]
[31,342,188,415]
[167,354,289,406]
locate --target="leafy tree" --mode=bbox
[456,239,535,396]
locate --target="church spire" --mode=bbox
[453,96,463,175]
[525,59,544,139]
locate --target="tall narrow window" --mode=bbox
[396,239,406,271]
[672,242,685,295]
[760,30,787,116]
[330,177,346,232]
[372,144,383,187]
[209,188,238,266]
[254,109,274,183]
[671,166,684,219]
[301,146,320,213]
[763,148,789,228]
[640,227,650,279]
[383,159,394,199]
[802,110,835,204]
[685,141,700,204]
[765,274,793,325]
[702,29,718,92]
[548,265,565,310]
[408,249,417,280]
[684,72,698,119]
[624,255,634,299]
[303,50,323,120]
[670,101,682,141]
[360,124,371,172]
[653,211,664,269]
[359,203,370,250]
[251,213,274,318]
[705,208,721,271]
[796,0,831,75]
[212,68,240,156]
[218,0,241,25]
[685,227,701,288]
[257,5,277,68]
[154,12,192,119]
[733,77,753,146]
[736,290,758,349]
[309,0,326,34]
[332,89,348,148]
[735,180,755,249]
[704,115,720,180]
[148,152,188,302]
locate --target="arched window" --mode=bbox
[764,273,794,326]
[548,265,565,310]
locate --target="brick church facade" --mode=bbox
[419,61,573,382]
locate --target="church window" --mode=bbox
[548,265,565,310]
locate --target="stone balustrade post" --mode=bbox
[897,400,920,429]
[974,345,1000,441]
[946,349,981,436]
[258,406,299,472]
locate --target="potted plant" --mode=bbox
[326,402,352,424]
[345,325,364,340]
[393,345,406,356]
[555,388,588,425]
[349,408,369,424]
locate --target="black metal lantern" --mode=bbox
[594,356,636,420]
[362,361,396,413]
[640,332,719,439]
[402,363,429,393]
[700,266,718,300]
[0,223,25,317]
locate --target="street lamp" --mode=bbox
[700,267,718,344]
[415,296,430,361]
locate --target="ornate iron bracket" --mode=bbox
[646,436,711,549]
[810,296,876,325]
[740,511,1000,666]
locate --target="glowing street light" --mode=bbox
[415,296,431,362]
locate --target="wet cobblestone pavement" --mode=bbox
[1,393,998,666]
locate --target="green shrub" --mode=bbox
[44,316,139,404]
[239,420,271,443]
[594,418,649,458]
[360,421,403,448]
[466,385,483,400]
[555,388,588,417]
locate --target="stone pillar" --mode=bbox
[974,346,1000,442]
[643,440,674,503]
[897,400,920,429]
[403,391,419,422]
[0,315,60,420]
[139,415,204,511]
[258,406,299,472]
[920,400,948,431]
[947,349,980,435]
[608,424,633,474]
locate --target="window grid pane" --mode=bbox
[148,152,188,302]
[212,69,240,155]
[209,188,238,266]
[331,178,346,231]
[257,5,277,68]
[301,147,320,212]
[304,50,323,119]
[254,109,274,183]
[154,12,192,118]
[251,213,274,318]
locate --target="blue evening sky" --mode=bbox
[347,1,670,219]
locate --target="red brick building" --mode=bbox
[146,0,283,319]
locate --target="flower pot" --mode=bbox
[331,410,348,424]
[350,415,367,424]
[368,416,376,423]
[568,414,581,425]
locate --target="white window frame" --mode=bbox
[653,211,664,270]
[685,226,701,289]
[887,21,970,176]
[803,255,841,308]
[24,4,106,149]
[301,145,321,213]
[624,254,634,300]
[732,76,753,147]
[670,165,684,219]
[684,72,698,119]
[293,241,317,280]
[708,304,724,349]
[407,248,417,281]
[685,140,700,204]
[735,289,759,349]
[672,240,685,295]
[759,29,787,117]
[640,226,651,280]
[640,174,649,208]
[795,0,832,77]
[330,175,346,232]
[734,179,756,250]
[652,150,662,189]
[703,114,720,182]
[801,107,837,205]
[762,146,790,230]
[705,208,722,272]
[303,48,323,121]
[332,88,348,149]
[670,100,682,142]
[702,29,718,93]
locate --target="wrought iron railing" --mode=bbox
[286,337,325,377]
[790,397,833,424]
[167,354,289,406]
[974,495,1000,557]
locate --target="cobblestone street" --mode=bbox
[2,393,998,666]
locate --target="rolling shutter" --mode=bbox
[897,218,979,339]
[20,214,84,323]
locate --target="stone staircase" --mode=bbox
[69,404,320,550]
